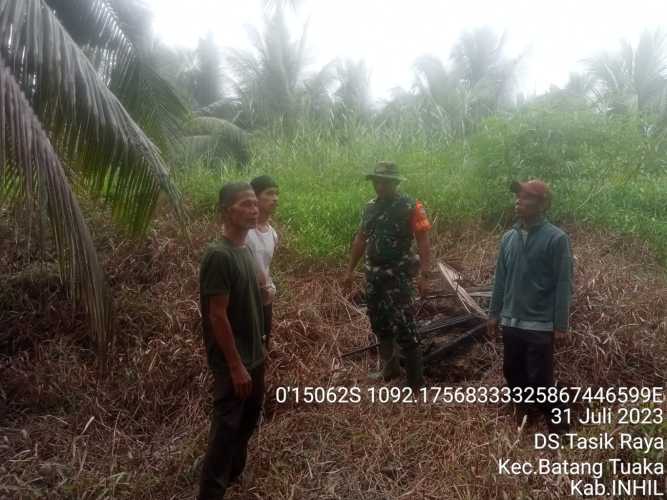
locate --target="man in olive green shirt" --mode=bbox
[198,182,266,500]
[488,179,573,432]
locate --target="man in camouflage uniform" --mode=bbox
[344,161,432,389]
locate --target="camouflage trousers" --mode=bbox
[365,266,419,352]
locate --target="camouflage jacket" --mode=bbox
[361,194,418,273]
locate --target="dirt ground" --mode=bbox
[1,213,666,499]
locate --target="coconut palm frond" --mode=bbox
[227,8,310,131]
[412,28,519,138]
[633,28,667,111]
[586,52,626,108]
[197,97,241,121]
[413,55,453,104]
[585,28,667,117]
[0,0,185,233]
[44,0,138,85]
[334,59,372,119]
[185,116,250,165]
[299,60,336,121]
[45,0,189,153]
[451,27,508,87]
[113,60,191,153]
[187,116,248,141]
[413,55,460,133]
[0,55,110,354]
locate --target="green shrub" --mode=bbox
[175,108,667,264]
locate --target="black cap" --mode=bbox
[250,175,278,195]
[218,182,253,209]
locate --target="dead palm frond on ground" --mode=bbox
[1,214,665,498]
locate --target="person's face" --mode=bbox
[257,187,279,216]
[224,190,259,229]
[372,178,399,198]
[514,190,542,219]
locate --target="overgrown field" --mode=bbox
[2,107,667,499]
[180,109,667,263]
[1,211,665,499]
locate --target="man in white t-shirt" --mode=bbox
[245,175,279,349]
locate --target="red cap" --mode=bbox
[511,179,550,197]
[510,179,551,208]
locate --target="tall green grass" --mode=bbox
[175,107,667,264]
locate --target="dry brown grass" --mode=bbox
[1,213,665,499]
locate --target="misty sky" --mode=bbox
[145,0,667,101]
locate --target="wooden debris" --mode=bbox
[438,262,488,319]
[423,323,487,364]
[340,261,490,364]
[340,314,478,359]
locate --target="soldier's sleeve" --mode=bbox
[410,200,432,233]
[359,201,371,235]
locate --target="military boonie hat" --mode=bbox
[365,161,406,182]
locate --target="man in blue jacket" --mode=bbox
[488,179,573,432]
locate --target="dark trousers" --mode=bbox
[502,327,564,426]
[263,304,273,348]
[198,363,265,500]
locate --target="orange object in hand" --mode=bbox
[411,200,432,233]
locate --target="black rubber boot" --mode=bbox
[403,346,425,390]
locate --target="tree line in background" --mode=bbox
[152,3,667,165]
[1,0,666,354]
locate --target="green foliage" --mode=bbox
[177,107,667,265]
[175,162,233,214]
[414,27,522,139]
[181,116,251,167]
[467,109,666,261]
[46,0,189,154]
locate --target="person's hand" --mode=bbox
[554,330,568,346]
[230,364,252,400]
[260,286,271,304]
[486,319,499,338]
[260,285,276,305]
[258,272,271,304]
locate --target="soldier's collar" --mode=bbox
[376,192,400,202]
